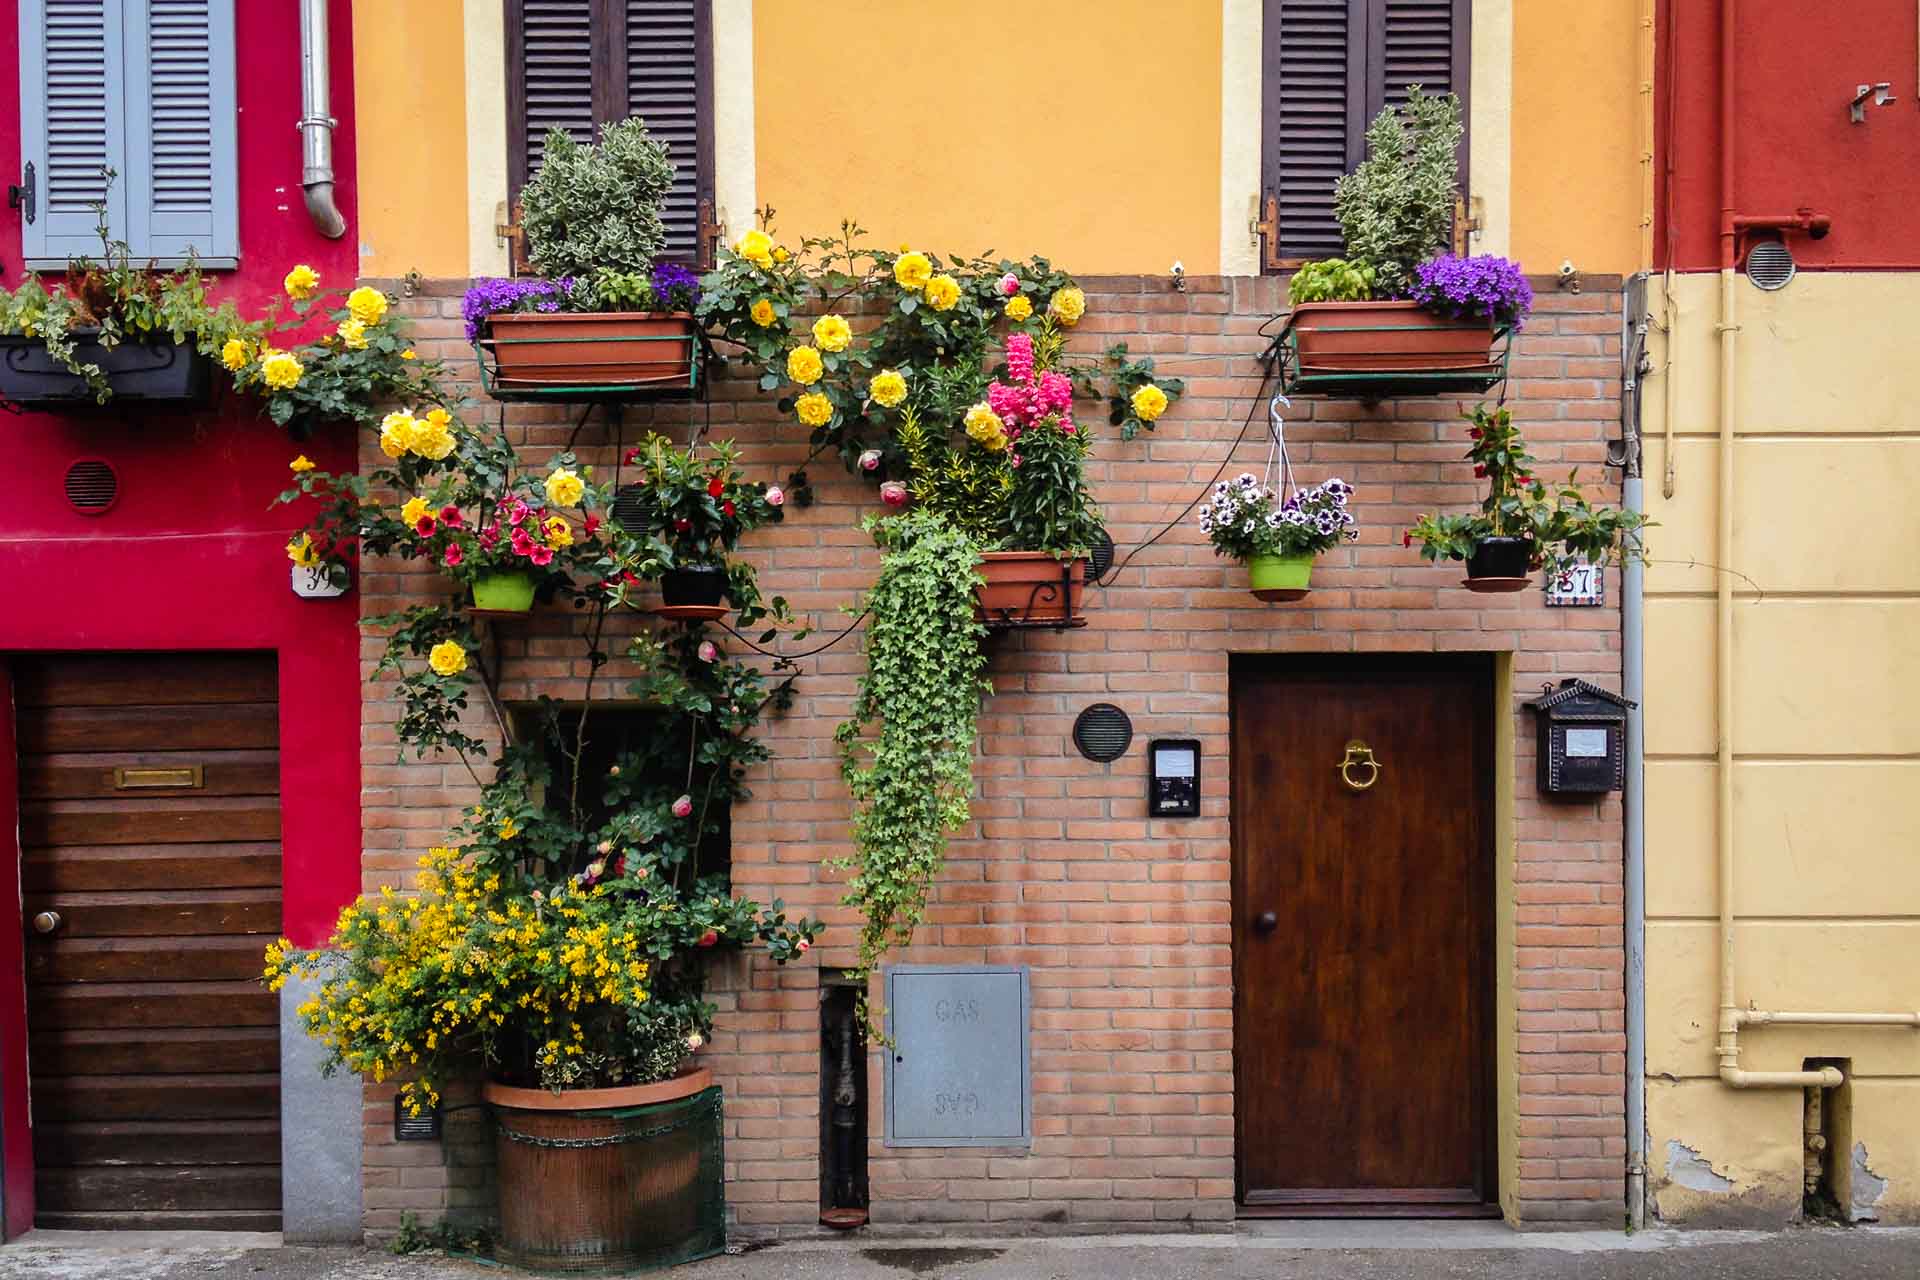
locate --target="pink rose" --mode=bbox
[442,543,463,568]
[998,272,1020,297]
[696,929,719,948]
[764,485,785,507]
[671,794,694,818]
[858,449,882,472]
[796,938,811,953]
[879,481,908,508]
[697,640,718,663]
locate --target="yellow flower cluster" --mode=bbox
[286,533,320,568]
[283,264,319,300]
[401,495,431,527]
[1131,383,1169,422]
[811,314,852,352]
[786,345,823,386]
[428,640,467,676]
[336,318,368,350]
[749,298,777,327]
[923,274,960,312]
[542,515,574,548]
[221,338,250,371]
[380,407,457,461]
[1005,295,1032,322]
[544,467,585,508]
[795,391,833,427]
[261,350,304,390]
[1048,286,1086,326]
[893,251,933,291]
[964,403,1009,451]
[290,455,316,473]
[868,369,907,408]
[347,286,389,326]
[735,229,776,270]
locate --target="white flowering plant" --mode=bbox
[1199,474,1359,561]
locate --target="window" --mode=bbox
[505,0,716,267]
[17,0,238,266]
[1259,0,1469,266]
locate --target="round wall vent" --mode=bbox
[64,459,118,514]
[1746,240,1795,291]
[1072,702,1133,762]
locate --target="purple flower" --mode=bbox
[461,277,576,342]
[650,262,702,311]
[1408,254,1534,330]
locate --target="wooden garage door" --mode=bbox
[14,654,282,1231]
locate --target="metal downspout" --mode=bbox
[299,0,347,239]
[1623,349,1648,1228]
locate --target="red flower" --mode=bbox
[722,500,736,518]
[707,475,724,498]
[1403,531,1413,548]
[1517,474,1534,487]
[439,505,463,526]
[696,929,719,948]
[623,447,642,465]
[415,516,436,537]
[443,543,463,568]
[583,513,601,536]
[1468,428,1482,439]
[674,517,692,533]
[1473,464,1488,478]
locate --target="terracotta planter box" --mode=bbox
[0,332,212,407]
[484,1067,722,1272]
[478,310,698,396]
[1287,300,1497,374]
[976,551,1086,627]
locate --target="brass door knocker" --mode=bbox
[1338,740,1381,792]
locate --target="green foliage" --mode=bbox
[237,286,448,439]
[519,120,674,278]
[623,434,784,570]
[1286,258,1377,307]
[391,1211,490,1256]
[1334,88,1464,297]
[834,514,990,994]
[1407,405,1651,573]
[897,405,1009,546]
[1002,417,1098,555]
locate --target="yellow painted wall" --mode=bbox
[1641,272,1920,1224]
[350,0,471,278]
[1508,0,1644,273]
[749,0,1223,273]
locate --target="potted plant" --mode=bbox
[469,121,701,397]
[1407,405,1649,591]
[619,435,784,610]
[0,173,252,406]
[1199,473,1357,600]
[1277,90,1530,393]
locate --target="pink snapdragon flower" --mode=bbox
[1005,331,1034,383]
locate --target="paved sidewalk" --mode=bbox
[2,1225,1918,1279]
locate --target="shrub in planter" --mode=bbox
[1200,473,1358,599]
[1407,405,1650,592]
[618,435,785,609]
[1334,86,1464,299]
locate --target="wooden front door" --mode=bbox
[1231,656,1496,1215]
[13,654,283,1230]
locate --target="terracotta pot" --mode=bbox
[1288,300,1496,374]
[480,311,698,391]
[975,551,1086,626]
[484,1068,722,1273]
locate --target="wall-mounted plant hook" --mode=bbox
[1849,82,1894,122]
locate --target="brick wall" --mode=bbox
[353,274,1628,1235]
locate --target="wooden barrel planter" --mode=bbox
[475,311,700,400]
[975,551,1087,629]
[0,332,213,407]
[484,1068,724,1273]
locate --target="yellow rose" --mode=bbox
[347,286,389,326]
[735,229,775,269]
[749,298,776,327]
[401,348,417,360]
[893,251,932,291]
[924,274,960,311]
[774,246,790,263]
[337,318,368,350]
[1005,295,1032,322]
[428,640,467,677]
[545,467,585,508]
[497,817,519,840]
[401,496,431,527]
[795,391,833,426]
[786,345,823,385]
[868,369,907,408]
[1048,286,1086,326]
[379,410,416,459]
[543,515,574,548]
[408,407,456,461]
[221,338,248,370]
[1130,383,1169,422]
[283,264,319,300]
[290,455,316,473]
[811,314,852,352]
[261,351,303,389]
[964,403,1008,451]
[286,533,320,568]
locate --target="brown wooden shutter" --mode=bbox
[505,0,714,268]
[1259,0,1469,269]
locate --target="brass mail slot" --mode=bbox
[113,765,204,790]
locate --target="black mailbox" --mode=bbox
[1525,679,1635,799]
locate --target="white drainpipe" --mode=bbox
[299,0,347,239]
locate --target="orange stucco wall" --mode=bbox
[351,0,471,279]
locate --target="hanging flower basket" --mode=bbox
[1277,301,1510,398]
[484,1069,724,1273]
[1463,536,1534,593]
[475,311,701,402]
[975,551,1087,629]
[471,570,537,613]
[1247,551,1315,601]
[0,332,213,408]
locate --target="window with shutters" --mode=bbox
[17,0,238,266]
[1259,0,1469,268]
[505,0,715,269]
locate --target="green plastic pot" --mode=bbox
[472,571,536,613]
[1246,552,1315,593]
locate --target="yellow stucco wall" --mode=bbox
[1641,272,1920,1225]
[1509,0,1645,274]
[749,0,1223,272]
[350,0,471,279]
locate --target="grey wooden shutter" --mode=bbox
[1265,0,1363,261]
[623,0,708,263]
[18,0,128,262]
[122,0,238,261]
[508,0,597,192]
